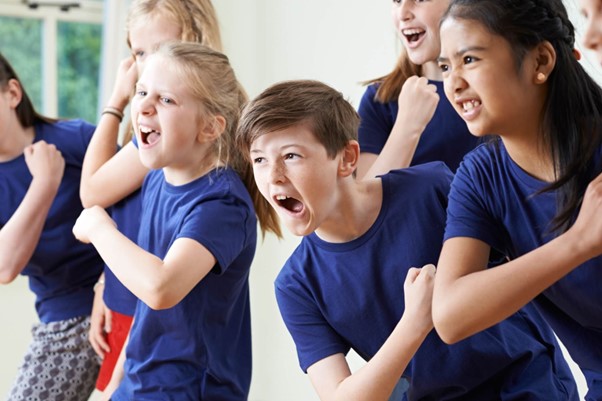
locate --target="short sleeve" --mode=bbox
[357,85,394,155]
[275,272,349,373]
[178,194,254,275]
[444,155,501,249]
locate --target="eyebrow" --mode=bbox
[250,144,303,154]
[438,45,487,63]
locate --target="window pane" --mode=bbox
[57,21,102,123]
[0,16,43,111]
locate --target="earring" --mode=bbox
[536,72,546,82]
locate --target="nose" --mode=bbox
[445,69,468,100]
[398,0,414,22]
[268,160,286,184]
[135,94,155,116]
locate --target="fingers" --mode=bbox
[89,325,110,358]
[404,264,436,285]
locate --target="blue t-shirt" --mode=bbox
[0,120,103,323]
[276,162,578,400]
[112,167,257,401]
[445,139,602,398]
[358,81,479,172]
[103,189,141,316]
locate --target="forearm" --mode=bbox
[433,233,590,343]
[342,317,427,401]
[359,121,422,180]
[80,112,124,208]
[0,178,58,283]
[88,222,170,306]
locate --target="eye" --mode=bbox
[133,50,145,60]
[438,62,449,73]
[135,89,147,97]
[463,55,477,65]
[253,157,266,164]
[392,0,401,4]
[284,153,300,160]
[160,96,174,105]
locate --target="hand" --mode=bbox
[396,76,439,138]
[24,140,65,189]
[403,264,436,335]
[568,171,602,260]
[107,56,138,111]
[89,282,112,358]
[73,206,116,244]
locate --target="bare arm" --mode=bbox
[307,266,435,401]
[80,57,148,208]
[0,142,65,283]
[357,77,439,179]
[73,206,215,310]
[433,172,602,343]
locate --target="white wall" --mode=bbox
[1,1,600,400]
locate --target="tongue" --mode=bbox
[146,132,160,145]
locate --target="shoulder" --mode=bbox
[36,119,96,149]
[385,161,453,192]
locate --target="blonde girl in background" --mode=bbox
[79,0,224,393]
[356,0,479,179]
[75,41,279,400]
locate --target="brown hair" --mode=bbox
[237,80,360,160]
[0,52,56,127]
[155,42,281,238]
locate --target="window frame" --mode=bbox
[1,0,103,117]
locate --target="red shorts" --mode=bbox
[95,310,134,391]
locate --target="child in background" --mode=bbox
[0,52,102,401]
[579,0,602,65]
[433,0,602,399]
[79,0,224,392]
[357,0,478,178]
[74,42,279,400]
[236,79,578,400]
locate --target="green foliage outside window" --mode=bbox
[0,15,101,123]
[0,16,43,111]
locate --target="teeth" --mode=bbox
[139,125,155,134]
[402,28,423,35]
[462,100,481,111]
[276,195,290,201]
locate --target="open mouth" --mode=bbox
[139,125,161,145]
[402,28,425,44]
[275,195,304,214]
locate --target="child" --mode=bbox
[432,0,602,399]
[0,52,102,400]
[79,0,226,392]
[357,0,479,178]
[236,79,578,400]
[74,42,279,400]
[579,0,602,65]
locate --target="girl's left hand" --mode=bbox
[73,206,116,244]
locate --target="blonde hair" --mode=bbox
[126,0,222,51]
[154,42,281,238]
[121,0,223,144]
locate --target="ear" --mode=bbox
[5,79,23,108]
[532,41,556,84]
[198,114,226,143]
[338,140,360,178]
